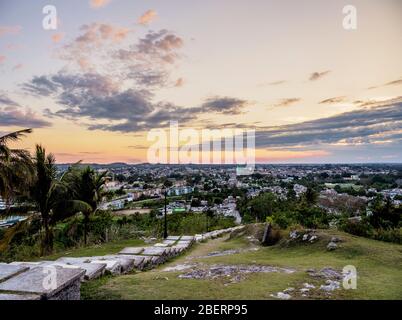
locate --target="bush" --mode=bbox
[372,228,402,244]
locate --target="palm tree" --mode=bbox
[63,166,107,245]
[30,145,92,254]
[0,129,34,204]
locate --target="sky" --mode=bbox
[0,0,401,164]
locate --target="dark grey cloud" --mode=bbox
[0,107,51,128]
[309,70,331,81]
[23,71,250,133]
[255,100,402,148]
[198,96,248,115]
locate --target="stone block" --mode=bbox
[118,247,144,255]
[0,266,84,300]
[0,263,29,283]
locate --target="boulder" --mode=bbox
[327,242,338,251]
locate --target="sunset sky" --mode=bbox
[0,0,401,163]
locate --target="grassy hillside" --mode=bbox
[81,226,402,300]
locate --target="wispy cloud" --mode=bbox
[138,10,157,26]
[175,77,184,87]
[89,0,111,9]
[319,96,346,104]
[309,70,331,81]
[51,33,64,43]
[268,80,286,86]
[368,77,402,90]
[274,98,301,107]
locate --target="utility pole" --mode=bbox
[164,188,168,239]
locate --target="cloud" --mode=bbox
[0,26,21,37]
[60,22,131,70]
[319,96,346,104]
[274,98,301,107]
[138,10,158,26]
[90,0,111,9]
[368,77,402,90]
[0,92,19,107]
[175,78,184,87]
[12,63,23,70]
[51,33,64,43]
[268,80,286,86]
[199,96,249,115]
[126,66,168,87]
[24,70,251,133]
[0,55,6,64]
[254,98,402,148]
[0,106,51,128]
[309,70,331,81]
[117,29,183,65]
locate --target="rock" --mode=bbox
[307,267,342,280]
[320,280,340,291]
[289,231,299,239]
[327,242,338,251]
[309,235,318,242]
[271,292,291,300]
[331,236,342,243]
[302,234,309,241]
[300,288,310,293]
[283,287,295,293]
[303,283,316,289]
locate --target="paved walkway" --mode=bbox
[0,226,244,300]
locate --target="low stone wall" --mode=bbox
[0,225,245,300]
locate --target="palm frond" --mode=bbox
[0,129,32,144]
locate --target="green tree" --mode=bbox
[63,166,107,245]
[0,129,34,203]
[30,145,90,254]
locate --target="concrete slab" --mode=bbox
[49,261,106,281]
[166,236,181,241]
[96,256,134,273]
[0,263,29,283]
[118,247,144,255]
[142,247,169,256]
[91,260,121,275]
[112,255,145,269]
[0,266,84,300]
[180,236,194,241]
[154,243,169,247]
[162,239,177,245]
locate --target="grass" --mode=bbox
[81,228,402,300]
